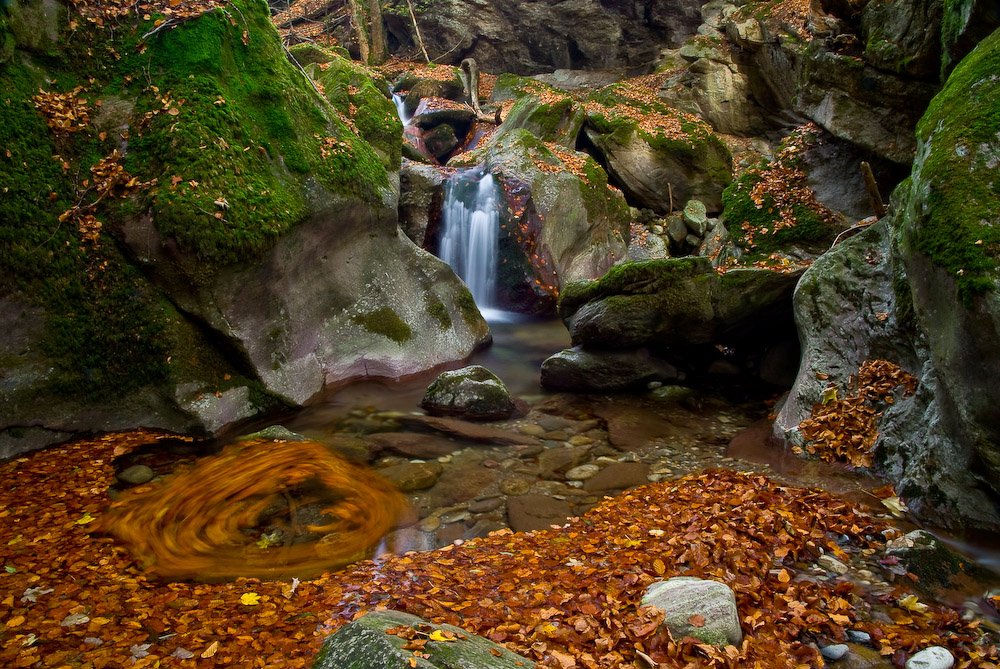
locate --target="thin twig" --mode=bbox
[405,0,430,63]
[141,18,176,41]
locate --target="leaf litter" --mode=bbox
[1,430,997,667]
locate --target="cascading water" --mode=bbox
[391,93,411,126]
[439,171,501,313]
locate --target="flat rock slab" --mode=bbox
[395,415,542,446]
[507,494,573,533]
[591,404,682,452]
[377,462,443,492]
[313,609,536,669]
[582,462,650,491]
[365,433,460,459]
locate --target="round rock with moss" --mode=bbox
[421,365,516,420]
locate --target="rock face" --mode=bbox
[775,30,1000,532]
[421,365,516,420]
[313,609,536,668]
[540,346,679,391]
[583,87,733,213]
[0,0,489,457]
[642,577,742,647]
[451,128,629,314]
[382,0,704,75]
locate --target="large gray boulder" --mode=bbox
[559,257,802,351]
[540,346,679,391]
[313,609,536,669]
[775,30,1000,532]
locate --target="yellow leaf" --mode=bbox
[6,615,25,627]
[7,534,22,545]
[899,595,928,612]
[652,558,665,575]
[240,592,261,606]
[428,630,455,642]
[821,387,838,405]
[76,512,96,525]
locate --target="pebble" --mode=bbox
[436,455,452,463]
[417,516,441,532]
[818,554,850,575]
[468,497,503,514]
[517,424,547,437]
[565,464,600,481]
[568,435,593,446]
[500,477,533,496]
[847,630,872,644]
[821,644,849,661]
[439,510,470,524]
[117,464,155,485]
[905,646,954,669]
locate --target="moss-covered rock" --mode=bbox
[420,365,516,420]
[775,32,1000,533]
[583,84,732,213]
[308,53,402,169]
[313,609,536,668]
[0,0,489,455]
[558,257,801,354]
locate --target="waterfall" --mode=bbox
[391,93,411,126]
[439,171,500,311]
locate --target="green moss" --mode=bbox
[558,257,711,318]
[425,297,451,329]
[351,306,412,344]
[721,170,836,260]
[311,55,402,169]
[910,28,1000,305]
[123,0,390,272]
[454,288,481,327]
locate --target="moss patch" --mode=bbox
[721,125,840,261]
[425,296,452,330]
[351,306,412,344]
[909,28,1000,304]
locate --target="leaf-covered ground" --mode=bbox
[1,431,997,668]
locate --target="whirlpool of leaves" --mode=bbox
[0,431,996,668]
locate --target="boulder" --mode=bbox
[421,365,516,420]
[642,577,742,646]
[775,30,1000,532]
[583,88,733,213]
[540,346,679,391]
[0,1,492,456]
[398,161,447,247]
[490,76,586,148]
[884,530,985,594]
[559,257,802,354]
[313,609,536,668]
[450,128,629,314]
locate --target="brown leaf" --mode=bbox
[688,614,706,628]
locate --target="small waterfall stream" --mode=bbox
[439,171,501,314]
[391,93,411,126]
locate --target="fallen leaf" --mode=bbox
[201,641,219,658]
[688,614,706,628]
[240,592,261,605]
